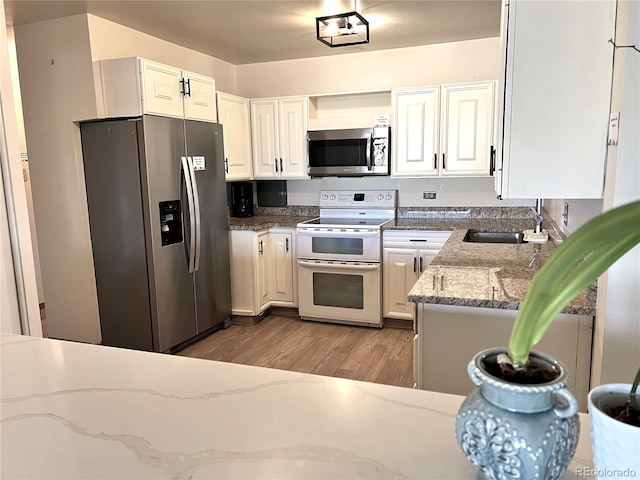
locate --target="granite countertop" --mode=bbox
[228,215,315,230]
[406,222,597,315]
[0,333,593,479]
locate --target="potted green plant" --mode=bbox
[588,367,640,478]
[455,200,640,480]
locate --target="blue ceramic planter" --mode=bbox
[455,348,580,480]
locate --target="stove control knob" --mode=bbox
[386,194,393,200]
[330,194,336,200]
[377,194,384,200]
[322,194,329,200]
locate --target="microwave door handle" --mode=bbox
[366,133,372,171]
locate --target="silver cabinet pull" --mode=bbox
[285,237,289,252]
[259,240,264,255]
[440,275,445,291]
[432,275,436,291]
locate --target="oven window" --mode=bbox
[313,273,363,309]
[312,237,363,255]
[308,139,367,167]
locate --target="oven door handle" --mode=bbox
[297,260,380,271]
[296,229,380,237]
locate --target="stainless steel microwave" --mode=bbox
[307,127,390,177]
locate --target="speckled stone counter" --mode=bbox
[407,226,597,315]
[227,215,314,231]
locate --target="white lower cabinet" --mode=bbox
[414,303,593,412]
[382,230,451,320]
[229,228,296,316]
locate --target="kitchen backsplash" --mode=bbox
[396,207,534,219]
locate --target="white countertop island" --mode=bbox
[1,334,593,479]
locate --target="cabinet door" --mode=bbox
[140,59,184,118]
[440,83,494,176]
[383,248,419,320]
[392,88,439,176]
[278,97,309,179]
[269,233,294,303]
[498,0,614,199]
[256,231,270,309]
[251,99,279,179]
[182,70,217,122]
[217,93,253,180]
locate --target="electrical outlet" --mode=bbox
[423,191,437,200]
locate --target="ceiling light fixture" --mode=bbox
[316,11,369,48]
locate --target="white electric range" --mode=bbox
[296,190,397,327]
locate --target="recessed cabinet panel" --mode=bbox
[217,92,253,180]
[441,84,493,176]
[250,97,308,180]
[392,88,439,176]
[392,83,494,177]
[141,60,184,119]
[182,71,217,122]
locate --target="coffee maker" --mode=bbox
[230,181,254,218]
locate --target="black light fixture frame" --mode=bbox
[316,11,369,48]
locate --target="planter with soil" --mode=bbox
[588,384,640,478]
[455,347,579,480]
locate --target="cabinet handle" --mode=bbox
[434,153,437,170]
[179,78,186,95]
[259,240,263,255]
[224,158,229,173]
[279,158,283,173]
[432,275,436,291]
[184,78,191,97]
[489,146,496,176]
[440,275,445,291]
[413,256,417,273]
[419,257,423,273]
[285,238,289,252]
[275,159,279,173]
[442,153,446,170]
[492,286,496,301]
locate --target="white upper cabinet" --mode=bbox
[250,96,309,180]
[392,87,439,176]
[216,92,253,180]
[100,58,217,122]
[440,83,494,176]
[496,0,615,199]
[392,82,495,177]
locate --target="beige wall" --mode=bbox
[237,37,500,98]
[15,14,101,342]
[86,15,237,94]
[0,2,41,336]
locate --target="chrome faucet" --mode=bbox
[531,198,544,234]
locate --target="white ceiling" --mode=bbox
[4,1,501,65]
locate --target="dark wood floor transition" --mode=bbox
[178,314,415,388]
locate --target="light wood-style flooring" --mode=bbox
[178,314,415,388]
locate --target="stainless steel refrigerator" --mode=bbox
[81,115,231,352]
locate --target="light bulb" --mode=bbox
[324,21,339,37]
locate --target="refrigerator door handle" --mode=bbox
[186,156,202,272]
[181,156,197,273]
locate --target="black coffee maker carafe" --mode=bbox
[230,181,254,218]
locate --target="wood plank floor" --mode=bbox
[178,314,415,388]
